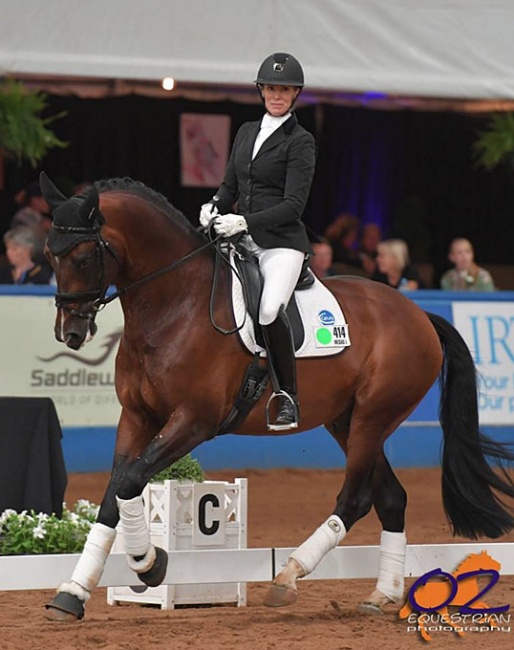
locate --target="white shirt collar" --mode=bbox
[261,112,291,129]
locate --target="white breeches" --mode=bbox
[241,236,305,326]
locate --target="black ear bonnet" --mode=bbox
[40,172,105,257]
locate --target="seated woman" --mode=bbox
[358,222,382,276]
[371,239,421,291]
[323,213,362,266]
[0,226,53,284]
[440,237,495,291]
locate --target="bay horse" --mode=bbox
[39,173,514,622]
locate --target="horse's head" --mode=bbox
[40,172,116,350]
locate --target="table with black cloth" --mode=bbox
[0,397,67,516]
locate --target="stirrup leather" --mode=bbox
[266,390,299,431]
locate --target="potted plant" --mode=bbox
[0,79,67,189]
[107,454,248,609]
[473,112,514,171]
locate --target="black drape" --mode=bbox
[2,94,513,279]
[0,397,67,516]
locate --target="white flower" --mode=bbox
[0,509,17,521]
[75,499,99,519]
[32,525,46,539]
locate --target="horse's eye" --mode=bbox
[72,255,93,270]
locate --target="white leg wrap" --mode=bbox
[376,530,407,603]
[58,581,91,603]
[290,515,346,576]
[67,522,116,594]
[116,494,151,557]
[126,544,157,573]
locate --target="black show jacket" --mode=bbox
[213,113,315,253]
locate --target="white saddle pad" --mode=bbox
[231,264,351,358]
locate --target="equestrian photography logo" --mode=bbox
[399,551,511,642]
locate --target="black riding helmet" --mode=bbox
[255,52,305,87]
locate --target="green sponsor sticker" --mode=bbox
[316,327,332,345]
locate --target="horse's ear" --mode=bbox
[39,171,68,208]
[80,185,100,222]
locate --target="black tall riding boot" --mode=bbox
[261,306,299,430]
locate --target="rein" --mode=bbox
[54,221,246,335]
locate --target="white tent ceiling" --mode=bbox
[2,1,514,110]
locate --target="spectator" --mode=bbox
[371,238,421,291]
[11,181,51,232]
[358,222,382,276]
[440,238,495,291]
[310,238,337,279]
[10,181,51,264]
[0,226,53,284]
[323,213,361,266]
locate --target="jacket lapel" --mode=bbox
[253,113,297,160]
[242,122,261,161]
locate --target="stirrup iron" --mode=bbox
[265,390,299,431]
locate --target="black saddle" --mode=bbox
[232,244,314,351]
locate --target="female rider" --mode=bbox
[200,52,316,429]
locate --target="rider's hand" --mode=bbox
[199,202,219,229]
[214,214,248,237]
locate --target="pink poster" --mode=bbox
[180,113,231,187]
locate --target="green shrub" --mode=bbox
[0,500,98,555]
[151,454,205,483]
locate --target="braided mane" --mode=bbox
[91,177,195,234]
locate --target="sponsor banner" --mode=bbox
[452,302,514,425]
[0,295,123,427]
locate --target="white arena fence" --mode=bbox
[1,543,514,592]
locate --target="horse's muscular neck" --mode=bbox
[105,198,214,338]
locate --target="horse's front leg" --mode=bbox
[45,452,130,621]
[112,413,211,591]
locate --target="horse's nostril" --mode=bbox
[64,333,84,350]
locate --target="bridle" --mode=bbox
[52,222,114,325]
[52,219,235,332]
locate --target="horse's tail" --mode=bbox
[427,311,514,539]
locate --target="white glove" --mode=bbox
[214,213,248,237]
[199,203,219,229]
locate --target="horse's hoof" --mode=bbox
[263,584,298,608]
[44,592,85,622]
[356,601,385,616]
[44,606,81,622]
[138,546,168,587]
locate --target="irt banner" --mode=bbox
[452,301,514,425]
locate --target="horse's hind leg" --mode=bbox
[264,416,377,607]
[358,451,408,614]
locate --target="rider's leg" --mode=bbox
[258,247,305,427]
[261,307,299,426]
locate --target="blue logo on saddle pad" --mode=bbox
[318,310,335,326]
